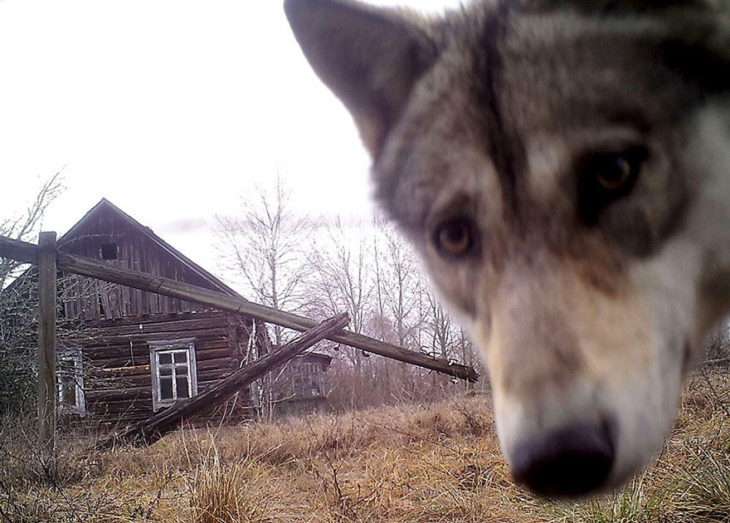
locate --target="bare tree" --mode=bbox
[0,171,65,290]
[305,221,377,409]
[214,175,312,346]
[214,175,314,420]
[424,291,454,360]
[375,223,425,349]
[307,221,372,333]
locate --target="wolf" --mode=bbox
[284,0,730,497]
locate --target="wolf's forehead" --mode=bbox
[497,15,695,132]
[375,10,701,235]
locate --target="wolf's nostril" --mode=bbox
[511,420,615,497]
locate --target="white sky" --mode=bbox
[0,0,461,274]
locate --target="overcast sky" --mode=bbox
[0,0,461,274]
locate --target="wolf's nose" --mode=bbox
[511,420,614,497]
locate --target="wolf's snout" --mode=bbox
[511,420,615,497]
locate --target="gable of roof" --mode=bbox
[58,198,243,299]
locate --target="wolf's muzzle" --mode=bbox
[511,419,615,497]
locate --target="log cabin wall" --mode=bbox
[80,311,254,424]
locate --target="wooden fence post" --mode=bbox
[37,231,57,458]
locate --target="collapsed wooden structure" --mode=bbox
[0,203,478,448]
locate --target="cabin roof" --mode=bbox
[59,198,241,298]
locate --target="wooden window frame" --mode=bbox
[149,338,198,412]
[57,348,85,416]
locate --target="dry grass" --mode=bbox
[1,371,728,522]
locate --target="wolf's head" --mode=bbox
[285,0,730,497]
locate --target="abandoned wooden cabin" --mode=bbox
[46,198,331,425]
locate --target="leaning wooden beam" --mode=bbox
[0,235,479,381]
[0,235,38,264]
[98,313,350,448]
[56,251,478,382]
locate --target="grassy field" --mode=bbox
[1,370,728,522]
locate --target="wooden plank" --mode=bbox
[57,251,478,382]
[37,232,57,456]
[98,313,350,448]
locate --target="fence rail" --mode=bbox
[0,235,477,381]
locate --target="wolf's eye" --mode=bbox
[594,155,633,191]
[578,146,647,223]
[582,148,645,195]
[434,217,476,258]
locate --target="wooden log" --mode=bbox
[56,252,478,382]
[88,348,231,373]
[88,398,152,413]
[79,329,228,349]
[89,365,152,380]
[86,385,151,402]
[86,354,151,369]
[90,357,235,388]
[98,313,350,448]
[89,309,224,327]
[0,233,479,381]
[0,235,38,264]
[37,232,57,457]
[85,315,231,336]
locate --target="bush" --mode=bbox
[0,349,36,417]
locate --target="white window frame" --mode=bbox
[149,338,198,412]
[57,348,85,416]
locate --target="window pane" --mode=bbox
[159,353,172,364]
[61,380,76,405]
[160,377,173,399]
[174,352,187,364]
[159,367,172,376]
[176,377,189,398]
[177,365,188,376]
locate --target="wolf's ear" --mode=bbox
[284,0,437,157]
